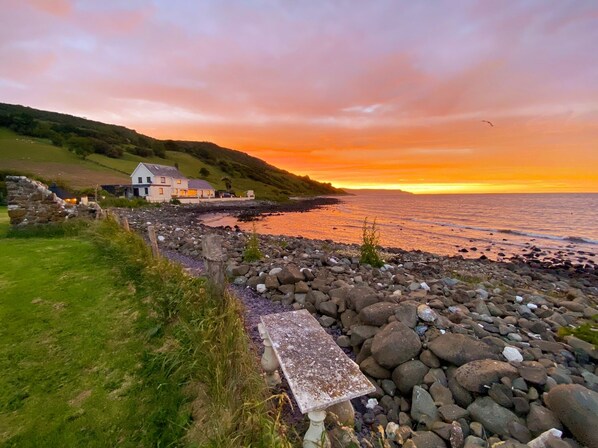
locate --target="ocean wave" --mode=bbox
[402,218,598,245]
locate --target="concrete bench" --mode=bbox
[259,309,375,447]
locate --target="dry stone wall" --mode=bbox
[6,176,101,226]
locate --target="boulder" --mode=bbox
[392,360,429,394]
[545,384,598,447]
[359,302,400,326]
[347,286,378,312]
[455,360,518,393]
[411,431,446,448]
[350,325,378,346]
[360,357,391,379]
[429,333,499,366]
[467,397,523,437]
[371,321,422,369]
[276,264,304,284]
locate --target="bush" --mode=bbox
[243,224,263,262]
[99,197,153,208]
[170,198,181,205]
[360,217,384,268]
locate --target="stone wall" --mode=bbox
[6,176,102,226]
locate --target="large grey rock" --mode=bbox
[350,325,378,346]
[360,356,391,379]
[455,360,518,393]
[545,384,598,447]
[319,300,338,318]
[411,431,446,448]
[467,397,523,437]
[371,321,422,369]
[276,264,304,284]
[392,360,429,394]
[429,334,499,366]
[359,302,400,326]
[411,385,439,422]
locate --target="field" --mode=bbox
[0,209,290,447]
[0,128,128,188]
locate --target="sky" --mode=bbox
[1,0,597,193]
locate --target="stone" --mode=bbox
[371,321,422,369]
[395,301,419,328]
[359,302,400,326]
[463,435,486,448]
[276,264,304,284]
[411,386,440,422]
[420,350,441,368]
[347,286,378,312]
[508,421,532,443]
[527,429,564,448]
[411,431,447,448]
[526,404,562,436]
[360,357,391,379]
[502,346,523,363]
[455,360,519,393]
[447,368,474,408]
[319,300,338,318]
[350,325,378,346]
[545,384,598,448]
[438,404,469,422]
[326,400,355,427]
[467,397,523,437]
[417,304,438,322]
[430,382,454,407]
[429,334,499,366]
[392,360,429,394]
[518,363,547,385]
[488,383,513,408]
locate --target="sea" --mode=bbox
[203,191,598,265]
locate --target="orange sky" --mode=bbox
[1,0,597,193]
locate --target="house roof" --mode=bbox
[138,163,186,179]
[188,179,215,190]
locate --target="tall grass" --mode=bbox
[243,223,263,262]
[91,218,292,447]
[360,217,384,268]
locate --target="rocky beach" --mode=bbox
[118,204,598,448]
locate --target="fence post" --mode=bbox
[121,216,130,232]
[147,225,160,258]
[202,234,227,294]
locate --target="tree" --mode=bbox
[199,167,210,177]
[221,176,232,191]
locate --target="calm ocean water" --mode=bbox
[205,191,598,264]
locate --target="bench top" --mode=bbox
[260,309,375,413]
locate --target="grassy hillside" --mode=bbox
[0,102,343,200]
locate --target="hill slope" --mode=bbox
[0,103,343,200]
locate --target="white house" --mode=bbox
[130,163,215,203]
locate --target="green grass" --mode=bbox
[0,128,129,188]
[0,209,291,447]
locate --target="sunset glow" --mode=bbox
[1,0,597,193]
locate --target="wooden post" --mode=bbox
[202,234,227,294]
[121,216,130,232]
[147,225,160,258]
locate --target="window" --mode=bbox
[137,176,142,183]
[161,177,166,183]
[159,188,164,195]
[144,188,148,195]
[147,177,151,183]
[177,179,181,184]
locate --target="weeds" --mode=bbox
[360,217,384,268]
[243,223,263,262]
[558,315,598,346]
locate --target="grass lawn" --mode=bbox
[0,209,291,447]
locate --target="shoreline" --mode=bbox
[117,206,598,447]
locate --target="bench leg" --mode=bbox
[258,323,281,387]
[303,410,330,448]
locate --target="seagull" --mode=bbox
[481,120,494,127]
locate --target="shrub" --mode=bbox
[243,224,263,262]
[170,198,181,205]
[360,217,384,268]
[558,315,598,346]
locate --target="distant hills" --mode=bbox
[0,102,343,200]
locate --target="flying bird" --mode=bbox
[481,120,494,127]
